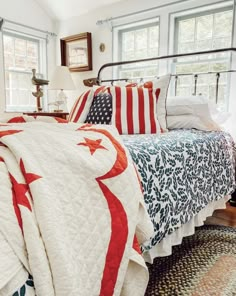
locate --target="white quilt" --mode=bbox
[0,122,153,296]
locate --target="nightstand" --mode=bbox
[23,112,69,120]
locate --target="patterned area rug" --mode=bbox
[145,225,236,296]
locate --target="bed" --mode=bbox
[84,47,236,262]
[123,129,235,262]
[1,48,236,295]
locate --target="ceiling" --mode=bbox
[35,0,126,21]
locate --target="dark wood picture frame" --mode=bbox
[60,32,92,72]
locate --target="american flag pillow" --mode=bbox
[68,90,94,123]
[110,86,162,134]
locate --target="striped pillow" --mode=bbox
[68,90,94,123]
[110,86,161,135]
[143,74,171,132]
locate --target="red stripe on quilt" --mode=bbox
[78,126,129,296]
[133,235,141,254]
[126,87,134,134]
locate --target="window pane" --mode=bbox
[149,26,159,48]
[214,11,233,37]
[122,31,134,52]
[15,38,26,56]
[15,55,26,69]
[3,32,45,112]
[179,19,195,43]
[3,36,14,53]
[175,7,232,109]
[27,41,38,57]
[135,28,147,50]
[117,20,159,79]
[27,58,38,70]
[196,15,213,40]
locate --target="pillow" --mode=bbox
[110,86,161,135]
[167,95,209,116]
[166,95,221,131]
[167,114,221,131]
[68,90,94,123]
[143,74,171,132]
[85,92,112,124]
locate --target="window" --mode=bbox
[113,18,159,80]
[174,6,233,109]
[3,30,47,112]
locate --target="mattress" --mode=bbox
[122,130,236,254]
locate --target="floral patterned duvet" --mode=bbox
[122,130,236,251]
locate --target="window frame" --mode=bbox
[169,3,233,109]
[1,27,48,113]
[174,5,233,55]
[112,16,160,80]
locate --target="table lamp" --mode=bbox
[48,66,75,112]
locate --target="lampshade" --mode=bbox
[48,66,75,90]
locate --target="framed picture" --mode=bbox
[60,32,92,72]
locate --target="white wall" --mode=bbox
[0,0,56,114]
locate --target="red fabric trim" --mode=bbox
[54,117,68,123]
[115,87,122,134]
[148,89,156,134]
[138,88,145,134]
[155,88,161,102]
[133,235,141,254]
[0,130,22,138]
[12,190,23,230]
[73,91,90,122]
[7,116,26,123]
[126,87,134,134]
[78,126,128,295]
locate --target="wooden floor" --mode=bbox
[205,202,236,227]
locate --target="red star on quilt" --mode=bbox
[77,137,107,155]
[9,174,32,212]
[12,190,23,230]
[20,159,42,185]
[0,157,4,162]
[0,130,22,138]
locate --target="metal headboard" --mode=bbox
[89,48,236,104]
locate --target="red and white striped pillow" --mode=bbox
[68,90,94,123]
[110,86,161,134]
[143,74,171,132]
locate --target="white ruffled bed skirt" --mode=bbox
[143,195,230,263]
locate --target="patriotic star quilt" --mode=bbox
[0,122,153,296]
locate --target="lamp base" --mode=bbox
[53,109,63,112]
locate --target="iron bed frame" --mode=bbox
[84,47,236,205]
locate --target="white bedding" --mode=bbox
[0,122,153,296]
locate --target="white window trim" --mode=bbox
[0,20,49,113]
[113,16,160,80]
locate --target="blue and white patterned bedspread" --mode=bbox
[122,130,235,251]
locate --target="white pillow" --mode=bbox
[167,114,221,131]
[166,95,221,131]
[167,95,209,116]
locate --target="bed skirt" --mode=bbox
[143,195,230,263]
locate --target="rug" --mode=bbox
[145,225,236,296]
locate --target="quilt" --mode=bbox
[122,130,236,252]
[0,122,153,296]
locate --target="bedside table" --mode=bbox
[23,112,69,120]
